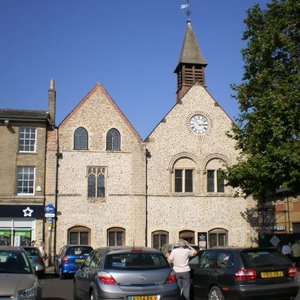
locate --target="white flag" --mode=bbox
[180,4,189,9]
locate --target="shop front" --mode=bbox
[0,205,44,246]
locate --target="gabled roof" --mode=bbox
[174,21,207,72]
[60,83,141,142]
[0,109,48,122]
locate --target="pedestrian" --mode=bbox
[281,243,291,260]
[291,240,300,268]
[167,239,197,300]
[30,240,35,246]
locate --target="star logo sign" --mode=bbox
[23,207,34,217]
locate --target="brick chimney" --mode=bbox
[48,79,56,126]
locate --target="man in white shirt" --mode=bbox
[167,239,197,300]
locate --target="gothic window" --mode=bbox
[108,227,125,246]
[74,127,88,150]
[152,231,169,250]
[106,128,120,151]
[87,167,106,198]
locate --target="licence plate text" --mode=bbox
[129,296,157,300]
[261,271,284,278]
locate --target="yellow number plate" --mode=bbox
[131,296,157,300]
[75,258,85,263]
[261,271,284,278]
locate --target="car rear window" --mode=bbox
[105,252,169,269]
[241,249,290,267]
[66,246,93,256]
[23,248,40,256]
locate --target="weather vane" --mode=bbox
[180,0,191,22]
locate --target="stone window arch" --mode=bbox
[74,127,88,150]
[152,230,169,250]
[170,154,198,194]
[107,227,125,246]
[68,226,91,245]
[179,230,195,244]
[106,128,121,151]
[208,228,228,248]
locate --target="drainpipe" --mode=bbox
[145,149,151,247]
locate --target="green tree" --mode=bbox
[226,0,300,201]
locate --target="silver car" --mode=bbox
[0,246,42,299]
[73,246,179,300]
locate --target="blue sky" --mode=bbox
[0,0,269,139]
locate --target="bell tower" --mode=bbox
[174,20,207,103]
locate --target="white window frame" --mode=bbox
[18,127,36,153]
[17,166,35,195]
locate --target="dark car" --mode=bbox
[73,246,179,300]
[54,245,93,279]
[22,246,45,277]
[189,247,299,300]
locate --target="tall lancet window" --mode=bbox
[106,128,121,151]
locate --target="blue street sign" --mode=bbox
[45,204,55,214]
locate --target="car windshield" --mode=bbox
[105,252,169,270]
[66,246,92,256]
[0,250,32,274]
[241,249,290,267]
[23,247,40,257]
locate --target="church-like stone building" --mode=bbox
[46,20,257,253]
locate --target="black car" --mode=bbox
[189,247,299,300]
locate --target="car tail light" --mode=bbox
[235,269,256,280]
[62,256,69,263]
[98,272,117,285]
[166,271,177,284]
[288,267,297,277]
[35,258,43,264]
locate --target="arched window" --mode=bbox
[179,230,195,244]
[206,158,226,193]
[74,127,88,150]
[208,228,228,248]
[152,231,169,250]
[107,227,125,246]
[106,128,121,151]
[68,226,91,245]
[172,157,196,193]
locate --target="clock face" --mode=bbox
[190,114,209,134]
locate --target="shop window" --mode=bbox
[179,230,195,244]
[208,228,228,248]
[106,128,121,151]
[68,226,91,245]
[19,127,36,152]
[152,231,169,250]
[74,127,88,150]
[108,227,125,246]
[17,166,35,195]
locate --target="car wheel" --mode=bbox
[89,289,98,300]
[59,268,65,279]
[73,281,80,300]
[208,286,225,300]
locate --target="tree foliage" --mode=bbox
[226,0,300,200]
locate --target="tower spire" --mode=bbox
[175,7,207,103]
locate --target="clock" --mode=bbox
[189,114,209,134]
